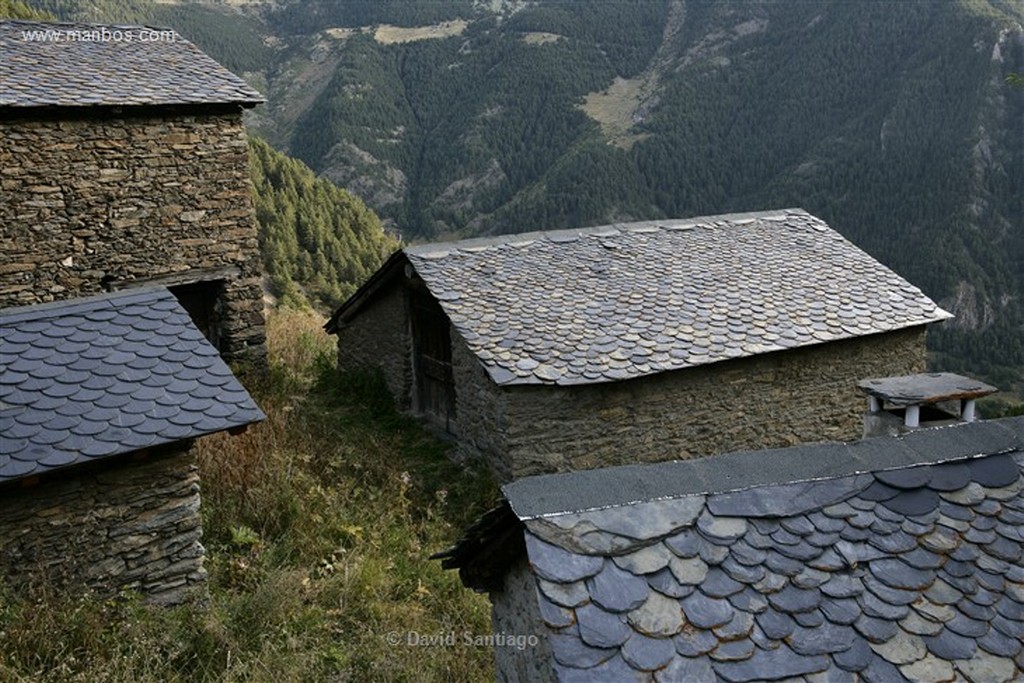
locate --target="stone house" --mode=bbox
[0,288,264,604]
[0,19,267,366]
[0,20,268,603]
[435,415,1024,682]
[326,209,952,481]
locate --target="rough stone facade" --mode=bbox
[335,282,412,406]
[0,110,266,366]
[0,445,206,605]
[336,285,929,481]
[459,327,927,481]
[490,556,554,683]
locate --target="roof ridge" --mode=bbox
[503,417,1024,520]
[404,208,808,256]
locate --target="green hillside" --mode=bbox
[249,137,398,311]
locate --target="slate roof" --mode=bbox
[436,417,1024,682]
[0,20,263,108]
[0,288,265,482]
[331,209,951,387]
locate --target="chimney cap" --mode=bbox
[858,372,997,406]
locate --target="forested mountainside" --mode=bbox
[249,137,398,310]
[14,0,1024,394]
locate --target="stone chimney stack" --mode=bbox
[857,372,997,438]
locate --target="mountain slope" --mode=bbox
[249,137,398,311]
[255,0,1024,391]
[18,0,1024,392]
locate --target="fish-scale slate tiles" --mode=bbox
[0,20,263,108]
[403,209,951,386]
[508,418,1024,682]
[0,288,265,481]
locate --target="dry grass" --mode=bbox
[521,31,563,45]
[579,76,653,150]
[373,20,468,45]
[324,27,359,40]
[0,307,498,683]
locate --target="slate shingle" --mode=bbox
[0,20,263,108]
[0,288,264,482]
[436,417,1024,681]
[330,209,951,386]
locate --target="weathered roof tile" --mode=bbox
[0,20,262,108]
[712,644,828,682]
[524,533,603,583]
[619,631,676,670]
[537,594,575,629]
[0,289,264,482]
[681,591,735,629]
[655,655,714,683]
[923,628,977,660]
[575,603,630,649]
[335,210,950,386]
[549,626,617,669]
[586,561,649,613]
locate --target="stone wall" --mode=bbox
[454,327,928,481]
[450,333,508,463]
[491,556,554,683]
[0,445,206,605]
[335,283,412,408]
[0,110,265,366]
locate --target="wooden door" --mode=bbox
[410,291,456,430]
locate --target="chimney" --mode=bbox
[857,372,997,438]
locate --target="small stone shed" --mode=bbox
[436,416,1024,682]
[0,19,267,366]
[0,288,265,604]
[326,209,952,481]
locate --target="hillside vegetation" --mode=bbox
[262,0,1024,394]
[249,137,399,311]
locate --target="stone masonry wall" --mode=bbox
[335,283,412,407]
[457,327,928,481]
[451,331,508,463]
[491,556,554,683]
[0,112,265,366]
[0,445,206,605]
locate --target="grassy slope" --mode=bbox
[0,309,498,682]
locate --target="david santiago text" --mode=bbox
[387,630,540,650]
